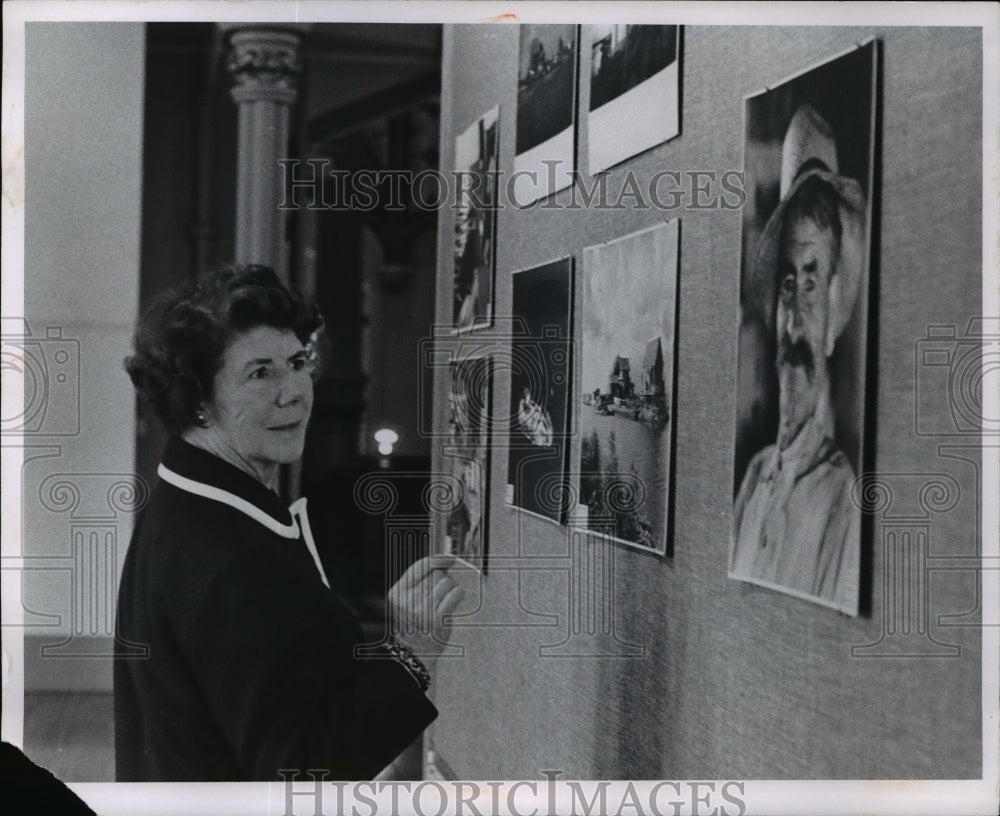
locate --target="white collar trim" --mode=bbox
[157,463,300,539]
[290,497,331,589]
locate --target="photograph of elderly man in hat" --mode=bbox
[731,44,876,616]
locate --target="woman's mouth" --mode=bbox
[267,420,303,432]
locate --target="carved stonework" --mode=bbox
[221,24,308,273]
[226,29,303,105]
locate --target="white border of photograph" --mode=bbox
[512,24,578,204]
[511,129,575,204]
[1,3,997,816]
[587,25,681,174]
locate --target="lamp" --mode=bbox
[374,428,399,457]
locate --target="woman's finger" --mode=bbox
[429,553,457,570]
[431,573,456,605]
[394,554,458,595]
[393,557,436,590]
[435,583,464,617]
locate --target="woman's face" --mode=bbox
[203,325,314,471]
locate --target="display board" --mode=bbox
[430,24,983,781]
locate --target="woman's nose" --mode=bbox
[276,369,309,406]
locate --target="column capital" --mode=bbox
[224,26,307,105]
[221,24,307,275]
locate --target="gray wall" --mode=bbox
[23,23,145,691]
[430,25,982,779]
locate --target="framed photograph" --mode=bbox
[512,24,578,204]
[573,221,679,555]
[506,257,574,524]
[445,356,493,571]
[731,40,878,616]
[587,24,681,173]
[453,107,499,332]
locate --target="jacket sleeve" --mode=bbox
[187,546,438,780]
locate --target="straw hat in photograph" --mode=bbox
[747,104,868,351]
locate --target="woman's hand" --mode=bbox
[387,555,463,665]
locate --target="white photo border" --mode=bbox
[2,3,997,815]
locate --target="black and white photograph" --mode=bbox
[731,42,878,616]
[505,258,574,524]
[445,356,492,571]
[574,221,679,555]
[587,24,681,173]
[512,24,577,204]
[1,4,996,816]
[453,107,499,332]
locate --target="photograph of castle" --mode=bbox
[575,221,679,554]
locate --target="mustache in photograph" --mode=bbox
[777,336,815,375]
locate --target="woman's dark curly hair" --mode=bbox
[125,264,323,434]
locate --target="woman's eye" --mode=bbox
[802,278,815,293]
[780,275,795,298]
[291,357,307,372]
[250,367,270,380]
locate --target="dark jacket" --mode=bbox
[114,438,437,781]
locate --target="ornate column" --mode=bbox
[223,25,307,280]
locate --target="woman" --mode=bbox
[115,264,461,781]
